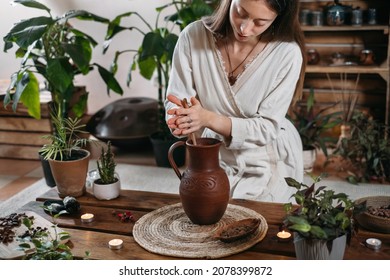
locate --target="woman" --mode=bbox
[165,0,306,202]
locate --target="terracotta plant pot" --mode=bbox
[48,149,90,198]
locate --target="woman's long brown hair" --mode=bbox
[203,0,306,104]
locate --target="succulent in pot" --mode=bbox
[92,141,121,200]
[96,141,118,184]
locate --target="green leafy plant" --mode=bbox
[287,88,341,156]
[17,214,73,260]
[103,0,215,139]
[332,112,390,184]
[17,211,91,260]
[3,0,123,120]
[96,141,117,184]
[282,176,355,241]
[39,112,91,161]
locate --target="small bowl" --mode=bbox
[354,196,390,233]
[331,52,345,65]
[214,218,261,243]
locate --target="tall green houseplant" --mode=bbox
[3,0,123,121]
[332,112,390,184]
[103,0,215,139]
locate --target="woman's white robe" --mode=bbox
[166,21,303,203]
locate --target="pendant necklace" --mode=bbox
[224,36,261,85]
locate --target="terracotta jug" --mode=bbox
[168,138,230,225]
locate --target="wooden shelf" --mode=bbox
[306,65,389,80]
[300,0,390,127]
[302,25,389,33]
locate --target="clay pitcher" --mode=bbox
[168,138,230,225]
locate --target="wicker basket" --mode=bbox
[354,196,390,233]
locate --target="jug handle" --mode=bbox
[168,140,185,179]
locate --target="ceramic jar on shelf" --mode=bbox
[326,0,346,26]
[307,49,320,65]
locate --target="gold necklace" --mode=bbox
[224,37,261,85]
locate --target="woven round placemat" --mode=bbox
[133,203,268,259]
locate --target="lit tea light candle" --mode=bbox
[109,238,123,250]
[366,238,381,250]
[277,230,292,242]
[81,213,94,223]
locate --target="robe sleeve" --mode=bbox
[228,44,303,149]
[164,26,197,119]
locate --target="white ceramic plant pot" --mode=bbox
[303,149,317,173]
[86,170,121,200]
[294,233,347,260]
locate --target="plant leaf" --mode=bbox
[285,177,301,189]
[19,72,41,119]
[62,10,109,24]
[289,223,311,233]
[94,63,123,95]
[14,0,51,13]
[140,32,164,60]
[4,17,52,50]
[46,58,74,94]
[310,225,328,239]
[138,56,157,80]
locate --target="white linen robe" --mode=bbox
[165,21,303,203]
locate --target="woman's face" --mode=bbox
[229,0,277,42]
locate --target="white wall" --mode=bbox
[1,0,175,114]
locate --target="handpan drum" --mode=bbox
[86,97,158,148]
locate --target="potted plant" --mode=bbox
[332,111,390,184]
[282,176,355,260]
[40,112,92,198]
[287,88,341,172]
[92,141,121,200]
[102,0,215,166]
[3,0,123,185]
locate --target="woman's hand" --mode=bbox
[166,95,202,136]
[166,94,232,138]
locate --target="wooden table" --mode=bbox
[18,188,390,260]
